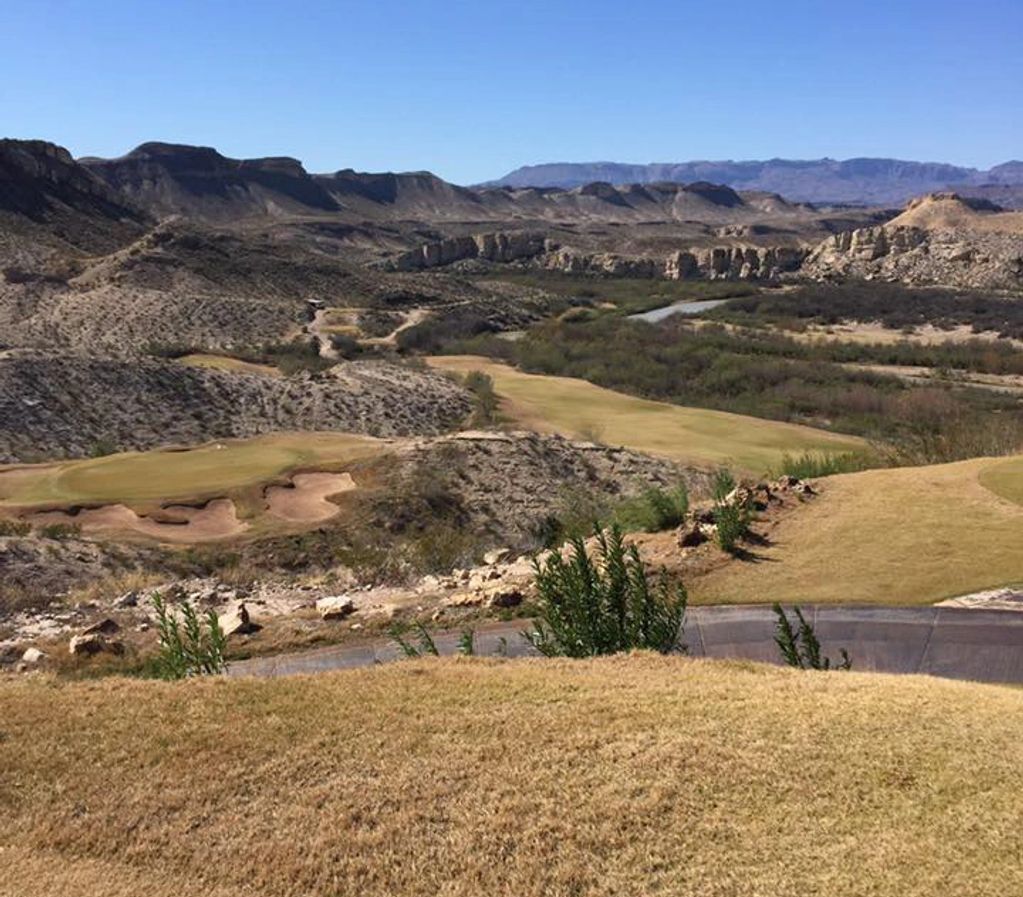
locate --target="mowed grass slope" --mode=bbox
[428,356,862,472]
[3,656,1023,896]
[695,455,1023,605]
[0,432,383,510]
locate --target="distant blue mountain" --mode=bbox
[485,158,1023,206]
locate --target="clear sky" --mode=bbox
[3,0,1020,184]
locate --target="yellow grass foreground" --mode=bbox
[0,432,383,510]
[428,355,862,473]
[695,455,1023,605]
[3,655,1023,896]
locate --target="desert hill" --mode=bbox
[887,192,1023,232]
[804,193,1023,289]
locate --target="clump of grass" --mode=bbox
[777,451,877,479]
[524,524,687,657]
[773,603,851,671]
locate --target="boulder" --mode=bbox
[21,647,46,664]
[81,618,120,636]
[677,521,706,548]
[69,633,123,656]
[113,590,139,608]
[316,595,356,620]
[483,584,526,608]
[483,547,511,566]
[443,591,484,608]
[217,602,254,637]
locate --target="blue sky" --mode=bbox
[2,0,1020,183]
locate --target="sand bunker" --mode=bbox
[29,498,247,542]
[265,472,356,523]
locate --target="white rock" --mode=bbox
[316,595,356,620]
[217,602,254,637]
[21,647,46,664]
[483,548,511,566]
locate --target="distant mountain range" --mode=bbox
[486,158,1023,206]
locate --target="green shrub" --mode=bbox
[616,482,690,532]
[151,593,228,679]
[773,603,851,671]
[523,524,687,657]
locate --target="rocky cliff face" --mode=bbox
[803,226,1023,290]
[387,230,806,281]
[386,231,549,271]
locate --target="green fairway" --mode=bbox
[979,456,1023,507]
[428,356,863,472]
[177,354,281,377]
[695,455,1023,605]
[0,433,383,509]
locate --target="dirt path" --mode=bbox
[841,361,1023,394]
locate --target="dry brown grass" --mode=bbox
[3,655,1023,896]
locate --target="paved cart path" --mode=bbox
[228,605,1023,685]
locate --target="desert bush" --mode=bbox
[524,524,687,657]
[0,519,32,537]
[390,621,441,658]
[464,369,499,426]
[151,593,228,679]
[713,502,750,554]
[773,603,851,671]
[37,522,81,541]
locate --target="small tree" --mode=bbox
[151,593,228,679]
[524,524,687,657]
[773,603,851,671]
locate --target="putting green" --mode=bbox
[428,356,863,472]
[0,433,383,509]
[979,456,1023,507]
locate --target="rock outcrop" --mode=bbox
[387,231,548,271]
[389,233,807,282]
[803,225,1023,290]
